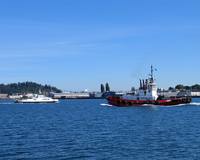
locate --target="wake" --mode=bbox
[188,102,200,106]
[100,103,113,107]
[100,102,200,107]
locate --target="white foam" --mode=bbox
[101,102,200,107]
[162,102,200,107]
[100,103,113,107]
[189,102,200,106]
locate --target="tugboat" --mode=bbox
[107,66,191,106]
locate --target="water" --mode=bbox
[1,99,200,160]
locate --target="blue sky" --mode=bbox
[0,0,200,91]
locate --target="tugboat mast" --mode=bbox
[150,65,154,82]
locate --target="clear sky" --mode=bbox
[0,0,200,91]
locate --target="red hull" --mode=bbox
[107,96,192,107]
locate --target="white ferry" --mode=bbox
[15,94,59,103]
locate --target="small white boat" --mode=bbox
[15,94,59,103]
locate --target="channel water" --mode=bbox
[1,98,200,159]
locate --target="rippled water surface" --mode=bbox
[1,98,200,160]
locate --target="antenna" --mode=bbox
[151,65,154,80]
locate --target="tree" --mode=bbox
[0,82,62,94]
[131,87,135,92]
[168,87,174,91]
[175,84,185,90]
[184,86,191,91]
[100,84,105,93]
[105,82,110,92]
[191,84,200,91]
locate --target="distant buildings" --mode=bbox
[0,94,8,99]
[191,92,200,97]
[158,90,200,97]
[51,92,90,99]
